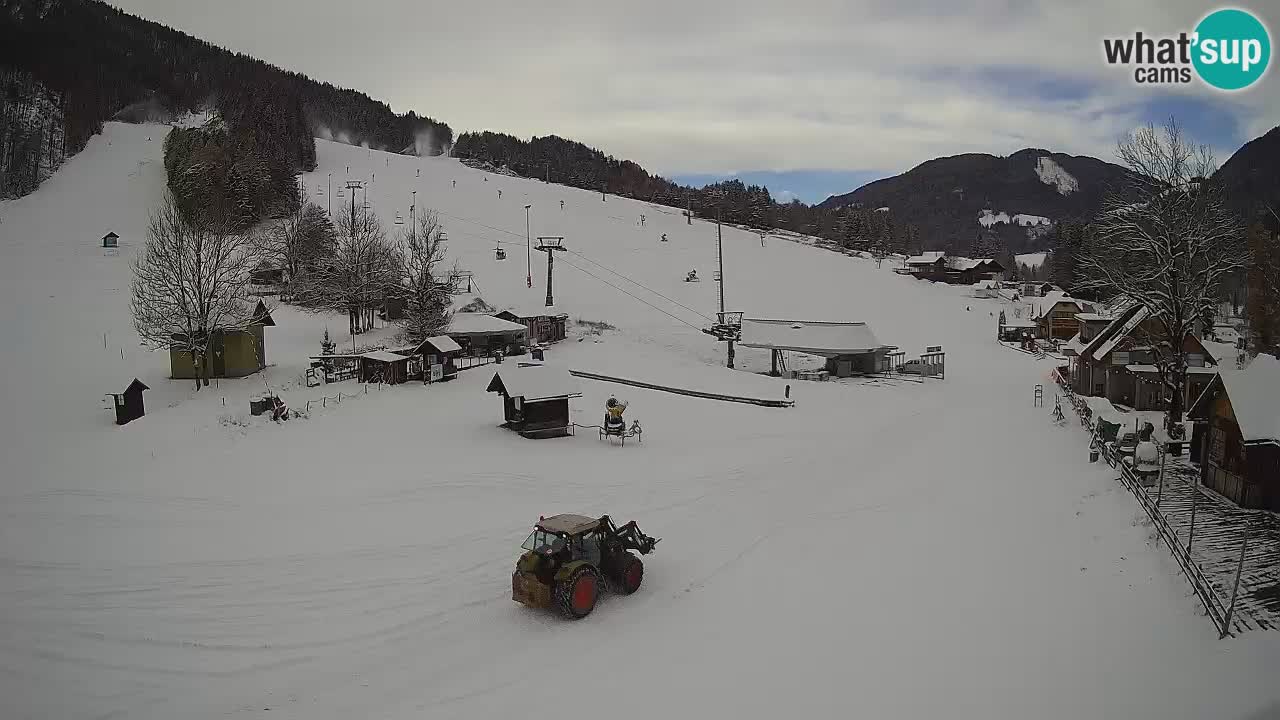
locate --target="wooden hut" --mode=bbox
[411,335,463,381]
[169,300,275,379]
[102,231,119,248]
[486,367,582,438]
[739,318,895,378]
[1188,354,1280,511]
[447,313,528,356]
[358,350,412,385]
[495,307,569,344]
[107,378,148,425]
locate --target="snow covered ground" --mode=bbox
[3,123,1280,720]
[1017,251,1048,268]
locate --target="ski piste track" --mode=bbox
[569,369,796,407]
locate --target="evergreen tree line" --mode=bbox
[453,130,925,252]
[1,0,452,197]
[0,66,66,197]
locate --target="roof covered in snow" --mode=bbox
[413,335,462,354]
[1217,354,1280,443]
[1093,306,1151,359]
[360,350,409,363]
[739,318,891,356]
[496,304,568,320]
[1031,291,1086,320]
[486,367,581,402]
[448,313,528,335]
[905,251,946,266]
[1074,313,1112,322]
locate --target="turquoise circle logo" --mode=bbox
[1192,8,1271,90]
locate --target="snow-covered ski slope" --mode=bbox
[2,123,1279,720]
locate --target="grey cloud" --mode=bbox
[109,0,1277,175]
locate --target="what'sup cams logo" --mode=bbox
[1103,8,1271,90]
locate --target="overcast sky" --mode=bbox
[109,0,1277,203]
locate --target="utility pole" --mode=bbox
[717,208,734,369]
[686,192,692,225]
[327,173,332,216]
[524,204,533,288]
[411,190,417,236]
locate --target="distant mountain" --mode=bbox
[1213,125,1280,222]
[817,149,1134,253]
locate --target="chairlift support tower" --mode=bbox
[535,236,567,307]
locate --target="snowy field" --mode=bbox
[3,123,1280,719]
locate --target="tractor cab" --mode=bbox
[512,513,659,619]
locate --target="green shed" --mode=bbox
[169,301,276,379]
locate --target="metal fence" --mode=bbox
[1061,380,1255,638]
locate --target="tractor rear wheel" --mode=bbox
[610,552,644,595]
[554,565,600,619]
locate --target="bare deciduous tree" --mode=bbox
[131,193,263,389]
[1079,119,1247,435]
[1246,205,1280,356]
[396,209,456,342]
[296,206,398,338]
[259,201,335,299]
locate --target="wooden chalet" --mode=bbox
[170,300,275,380]
[739,318,895,377]
[495,307,569,345]
[447,313,528,356]
[1188,354,1280,511]
[486,367,582,438]
[102,231,119,248]
[1031,292,1092,340]
[1071,304,1216,411]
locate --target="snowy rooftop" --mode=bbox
[1094,306,1151,359]
[739,318,890,356]
[905,251,946,265]
[1218,354,1280,443]
[1031,292,1085,319]
[360,350,408,363]
[448,313,527,334]
[1074,313,1111,322]
[414,335,462,354]
[486,366,581,402]
[498,304,568,319]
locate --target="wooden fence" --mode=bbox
[1060,378,1249,637]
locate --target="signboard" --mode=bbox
[926,345,942,353]
[429,364,444,382]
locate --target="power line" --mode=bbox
[434,208,714,325]
[564,248,714,322]
[555,255,706,331]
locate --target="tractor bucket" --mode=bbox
[512,571,552,608]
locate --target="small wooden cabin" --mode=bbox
[358,350,412,385]
[495,308,569,344]
[412,335,463,381]
[107,378,148,425]
[1188,354,1280,511]
[102,231,119,248]
[486,367,582,438]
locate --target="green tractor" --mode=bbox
[512,514,660,619]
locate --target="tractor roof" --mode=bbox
[537,514,602,535]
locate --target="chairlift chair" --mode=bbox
[495,245,507,260]
[336,188,345,197]
[394,212,404,225]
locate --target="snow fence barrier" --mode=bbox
[568,370,795,408]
